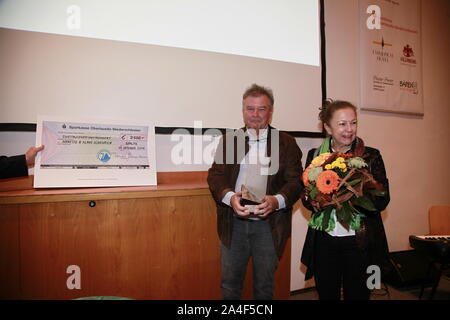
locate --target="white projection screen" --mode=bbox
[0,0,322,132]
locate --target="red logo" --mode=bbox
[401,44,417,65]
[403,44,414,57]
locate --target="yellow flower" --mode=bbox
[311,153,332,167]
[330,160,346,170]
[325,164,332,170]
[336,157,345,163]
[311,157,323,166]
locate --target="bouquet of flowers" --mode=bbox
[302,152,385,232]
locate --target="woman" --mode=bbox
[301,100,390,300]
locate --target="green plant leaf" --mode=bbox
[366,189,385,197]
[325,208,336,232]
[336,202,353,226]
[309,210,324,230]
[336,169,347,178]
[321,207,333,231]
[352,195,376,211]
[350,213,364,231]
[348,199,362,214]
[309,187,319,200]
[347,179,361,186]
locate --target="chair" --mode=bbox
[429,205,450,235]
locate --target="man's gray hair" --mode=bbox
[242,83,274,107]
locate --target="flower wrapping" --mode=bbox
[302,151,385,232]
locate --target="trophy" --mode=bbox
[240,164,268,216]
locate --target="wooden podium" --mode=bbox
[0,172,291,300]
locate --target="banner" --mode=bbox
[360,0,423,115]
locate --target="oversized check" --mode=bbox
[34,117,157,188]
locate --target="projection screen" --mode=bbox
[0,0,322,132]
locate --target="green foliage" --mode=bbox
[350,213,364,231]
[339,202,354,230]
[309,207,336,232]
[351,195,376,211]
[321,207,333,231]
[309,210,324,230]
[366,189,385,197]
[326,209,336,232]
[336,169,347,178]
[309,201,367,232]
[347,179,361,186]
[309,187,319,200]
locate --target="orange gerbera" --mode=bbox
[316,170,340,194]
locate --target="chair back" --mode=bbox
[429,205,450,235]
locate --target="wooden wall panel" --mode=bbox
[0,172,291,300]
[0,205,20,299]
[19,195,222,299]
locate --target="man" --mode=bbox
[207,84,303,299]
[0,145,44,179]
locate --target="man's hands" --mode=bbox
[230,193,279,219]
[25,145,44,168]
[254,195,279,218]
[230,192,249,217]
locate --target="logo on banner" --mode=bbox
[97,149,111,162]
[400,44,417,65]
[399,80,419,94]
[372,75,394,92]
[372,37,393,63]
